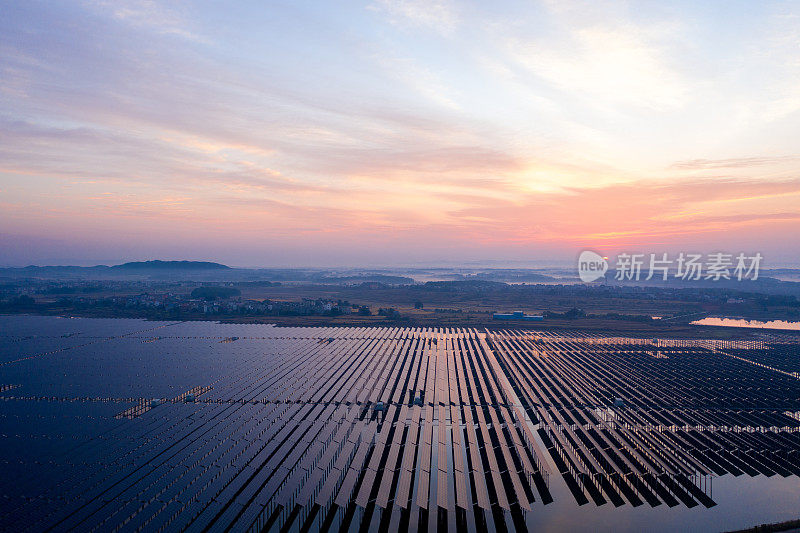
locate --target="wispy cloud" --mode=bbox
[1,1,800,264]
[501,2,689,112]
[89,0,207,42]
[671,156,799,170]
[369,0,459,35]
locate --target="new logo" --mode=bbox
[578,250,608,282]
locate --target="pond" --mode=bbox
[691,317,800,331]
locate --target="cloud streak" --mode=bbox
[670,156,799,170]
[1,1,800,265]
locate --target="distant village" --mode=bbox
[2,276,799,327]
[109,293,366,317]
[0,280,376,318]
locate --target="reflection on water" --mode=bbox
[524,473,800,533]
[692,317,800,331]
[523,424,800,532]
[4,315,798,532]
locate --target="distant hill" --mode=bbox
[418,280,509,292]
[110,260,230,271]
[319,274,415,285]
[470,270,555,282]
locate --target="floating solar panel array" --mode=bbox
[1,317,800,532]
[489,330,800,511]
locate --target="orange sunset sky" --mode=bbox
[1,1,799,266]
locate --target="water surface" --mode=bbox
[691,317,800,331]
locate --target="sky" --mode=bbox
[1,0,800,267]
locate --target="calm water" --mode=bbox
[526,456,800,532]
[692,317,800,331]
